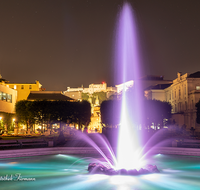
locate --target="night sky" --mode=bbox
[0,0,200,90]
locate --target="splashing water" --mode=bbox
[115,2,144,170]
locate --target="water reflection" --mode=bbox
[0,154,200,190]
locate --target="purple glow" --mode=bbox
[115,2,144,169]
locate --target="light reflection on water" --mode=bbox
[0,154,200,190]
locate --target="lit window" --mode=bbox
[7,94,12,103]
[14,85,17,89]
[196,86,200,90]
[2,93,6,101]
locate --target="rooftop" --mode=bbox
[145,83,172,90]
[188,71,200,78]
[27,91,74,101]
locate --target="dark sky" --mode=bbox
[0,0,200,90]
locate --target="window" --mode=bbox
[7,94,12,103]
[2,93,6,101]
[21,85,24,89]
[29,85,32,89]
[196,86,200,90]
[0,91,12,103]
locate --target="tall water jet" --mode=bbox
[114,2,143,170]
[88,2,154,174]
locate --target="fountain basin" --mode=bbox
[1,148,200,190]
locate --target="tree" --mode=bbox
[100,100,121,127]
[33,100,54,133]
[78,100,91,127]
[93,92,107,105]
[71,101,91,130]
[81,92,107,105]
[196,100,200,124]
[81,93,89,101]
[100,99,172,130]
[0,112,15,133]
[143,99,172,130]
[15,100,92,133]
[15,100,35,132]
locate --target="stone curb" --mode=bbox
[0,147,200,159]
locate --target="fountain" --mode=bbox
[1,153,200,190]
[1,2,200,190]
[88,2,155,174]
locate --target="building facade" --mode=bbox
[6,80,42,101]
[165,72,200,131]
[145,72,200,132]
[0,81,17,114]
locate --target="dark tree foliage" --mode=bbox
[100,100,121,127]
[15,100,35,131]
[72,100,91,129]
[81,93,89,101]
[143,99,172,129]
[93,92,107,105]
[82,92,107,105]
[15,100,91,131]
[100,99,172,130]
[196,100,200,124]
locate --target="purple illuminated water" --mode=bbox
[114,2,144,170]
[70,1,153,172]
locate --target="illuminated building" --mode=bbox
[145,72,200,132]
[115,80,134,93]
[145,84,172,102]
[6,80,42,101]
[65,82,109,94]
[165,72,200,132]
[0,76,17,114]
